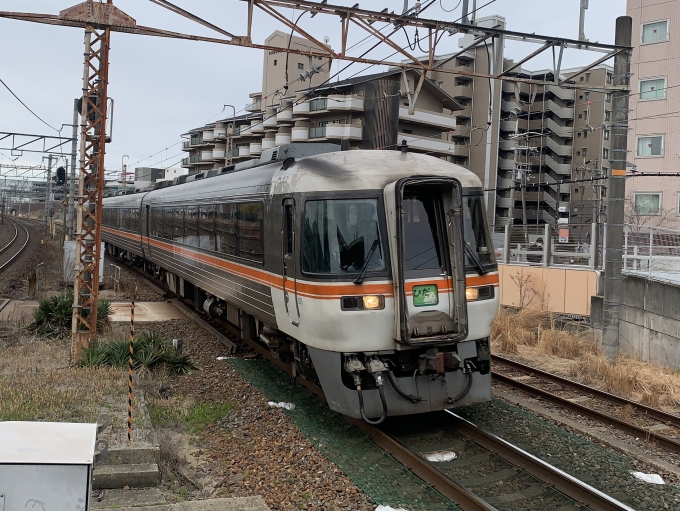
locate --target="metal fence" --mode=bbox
[492,223,599,269]
[623,225,680,283]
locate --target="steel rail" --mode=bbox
[0,220,30,272]
[492,369,680,454]
[445,411,636,511]
[0,220,19,255]
[492,354,680,428]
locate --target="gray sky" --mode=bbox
[0,0,625,175]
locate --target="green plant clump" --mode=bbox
[27,289,111,338]
[77,331,196,375]
[148,401,232,433]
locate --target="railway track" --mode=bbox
[0,219,30,273]
[491,354,680,455]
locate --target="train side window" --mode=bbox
[215,204,236,255]
[199,206,215,251]
[151,207,161,237]
[163,207,174,240]
[123,208,131,231]
[237,202,264,262]
[284,204,294,255]
[173,208,183,242]
[184,206,200,247]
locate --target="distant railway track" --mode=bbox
[0,219,30,273]
[492,354,680,455]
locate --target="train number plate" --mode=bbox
[412,284,438,307]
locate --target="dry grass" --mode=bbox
[0,331,151,446]
[492,307,680,411]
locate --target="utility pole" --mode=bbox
[601,16,632,362]
[67,98,79,241]
[508,119,519,226]
[579,0,589,42]
[44,154,53,236]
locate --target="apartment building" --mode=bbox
[626,0,680,230]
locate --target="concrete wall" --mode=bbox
[591,275,680,369]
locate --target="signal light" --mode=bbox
[56,167,66,185]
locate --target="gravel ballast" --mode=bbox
[456,399,680,510]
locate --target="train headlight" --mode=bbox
[465,287,480,301]
[341,295,385,310]
[363,295,382,310]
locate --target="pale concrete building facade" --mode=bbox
[626,0,680,230]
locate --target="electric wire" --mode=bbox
[0,77,58,131]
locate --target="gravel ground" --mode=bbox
[0,220,15,248]
[101,256,165,302]
[456,399,680,511]
[141,319,378,511]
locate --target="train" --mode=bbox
[102,143,500,423]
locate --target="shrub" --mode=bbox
[77,330,196,375]
[27,290,111,338]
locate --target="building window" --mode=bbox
[603,148,609,159]
[636,135,663,157]
[585,73,591,83]
[604,130,610,140]
[634,193,662,215]
[585,92,590,100]
[607,73,612,84]
[677,193,680,215]
[576,150,581,156]
[642,20,668,44]
[580,76,584,82]
[582,148,587,157]
[605,111,611,121]
[605,92,612,102]
[640,77,666,100]
[578,113,583,119]
[310,98,328,111]
[298,62,304,70]
[273,59,277,66]
[577,132,582,138]
[583,130,588,139]
[579,95,583,100]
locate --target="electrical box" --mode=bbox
[0,422,97,511]
[63,241,105,284]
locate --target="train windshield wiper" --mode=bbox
[465,243,488,275]
[354,238,380,285]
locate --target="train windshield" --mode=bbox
[463,195,496,271]
[302,198,385,275]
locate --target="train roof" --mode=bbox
[103,146,483,206]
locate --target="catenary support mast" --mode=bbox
[601,16,632,362]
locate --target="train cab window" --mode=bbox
[174,208,184,242]
[302,199,384,275]
[237,202,264,262]
[215,204,236,255]
[403,196,444,272]
[463,196,496,270]
[185,206,200,247]
[199,206,215,251]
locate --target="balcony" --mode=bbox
[546,118,573,138]
[496,196,513,208]
[498,157,514,170]
[263,109,278,129]
[227,147,239,158]
[293,101,310,115]
[275,128,292,146]
[500,120,517,132]
[548,85,575,101]
[399,107,457,130]
[237,125,253,137]
[214,127,226,139]
[548,100,574,119]
[327,95,364,112]
[398,133,467,157]
[212,145,226,159]
[250,142,262,155]
[501,99,519,113]
[245,100,261,112]
[182,140,191,150]
[203,130,215,142]
[451,85,473,99]
[456,104,472,118]
[190,153,202,163]
[277,104,294,123]
[251,120,264,134]
[545,154,571,175]
[190,134,204,146]
[181,157,191,168]
[545,136,572,157]
[499,139,515,151]
[201,150,213,161]
[292,126,309,142]
[236,145,251,158]
[326,124,362,140]
[262,135,276,151]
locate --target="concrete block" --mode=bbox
[106,497,271,511]
[92,488,166,509]
[92,463,160,489]
[97,446,160,466]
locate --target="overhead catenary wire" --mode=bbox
[0,77,58,132]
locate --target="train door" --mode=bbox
[384,177,468,345]
[144,204,152,258]
[282,198,300,326]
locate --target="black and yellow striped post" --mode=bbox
[128,301,135,443]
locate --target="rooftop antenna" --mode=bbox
[579,0,589,42]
